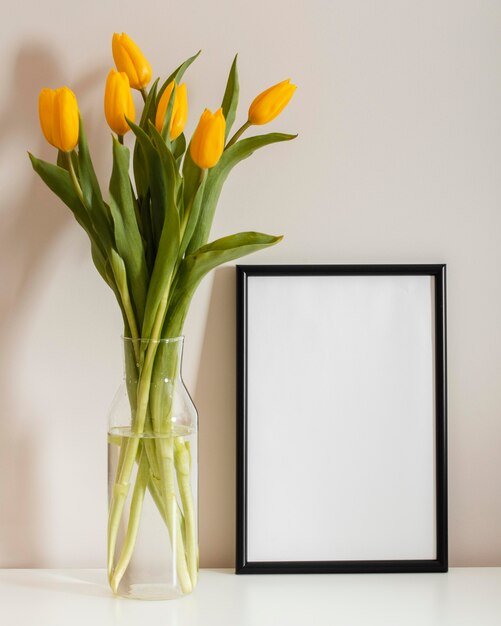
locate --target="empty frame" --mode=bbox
[236,265,447,574]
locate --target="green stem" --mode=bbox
[110,447,149,593]
[110,266,140,353]
[156,436,192,593]
[118,134,124,145]
[225,120,252,150]
[143,438,160,480]
[146,460,187,547]
[108,436,151,579]
[174,438,198,586]
[148,346,192,592]
[178,169,207,263]
[140,87,148,103]
[109,436,186,578]
[110,440,190,594]
[65,152,84,205]
[180,169,207,236]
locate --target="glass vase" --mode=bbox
[107,337,198,600]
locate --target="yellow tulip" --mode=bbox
[38,86,79,152]
[112,32,152,90]
[104,69,135,136]
[155,81,188,140]
[248,78,296,125]
[190,108,226,169]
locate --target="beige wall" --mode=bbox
[1,0,500,568]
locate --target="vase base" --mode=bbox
[113,583,191,601]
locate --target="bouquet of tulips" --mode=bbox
[29,32,296,595]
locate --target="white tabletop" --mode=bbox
[0,568,500,625]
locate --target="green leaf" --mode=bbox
[139,78,160,128]
[189,231,283,267]
[157,50,201,103]
[109,249,137,331]
[148,121,182,227]
[186,132,297,255]
[109,137,149,325]
[176,51,208,207]
[133,144,148,201]
[91,240,112,287]
[134,78,159,199]
[181,144,201,212]
[172,133,186,163]
[164,232,282,337]
[29,153,120,296]
[110,249,127,290]
[159,82,177,147]
[29,153,92,232]
[179,173,206,260]
[176,176,185,222]
[128,120,181,339]
[77,116,114,252]
[56,150,65,169]
[148,123,180,185]
[128,119,169,249]
[57,149,79,175]
[138,192,155,273]
[221,54,239,141]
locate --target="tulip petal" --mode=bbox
[38,88,56,147]
[50,87,79,152]
[155,80,175,135]
[112,34,140,88]
[112,32,151,90]
[248,78,297,125]
[105,70,135,135]
[171,83,188,141]
[190,108,226,169]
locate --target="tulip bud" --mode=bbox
[248,78,296,125]
[38,86,79,152]
[104,69,135,136]
[155,81,188,140]
[190,108,226,169]
[112,32,152,90]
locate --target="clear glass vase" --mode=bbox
[107,337,198,600]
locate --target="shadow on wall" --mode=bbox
[195,267,236,569]
[0,44,105,566]
[0,46,237,568]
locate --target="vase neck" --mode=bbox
[122,336,184,383]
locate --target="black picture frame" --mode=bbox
[236,264,447,574]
